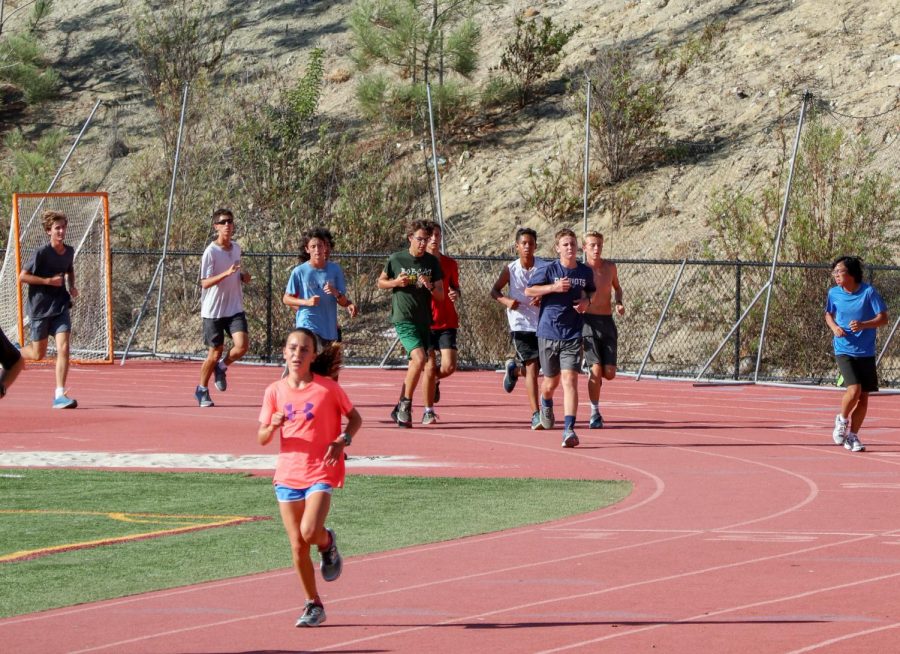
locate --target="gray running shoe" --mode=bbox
[589,413,604,429]
[433,380,441,404]
[531,411,544,430]
[562,428,580,448]
[844,434,865,453]
[503,359,518,393]
[194,386,214,408]
[832,414,848,445]
[396,398,412,428]
[214,363,227,392]
[539,404,555,430]
[422,410,438,425]
[319,527,343,581]
[295,600,326,627]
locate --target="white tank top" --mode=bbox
[506,258,541,332]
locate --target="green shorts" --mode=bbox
[395,321,430,358]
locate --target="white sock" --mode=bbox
[424,406,433,413]
[55,387,65,399]
[218,361,228,371]
[591,402,600,414]
[837,414,848,422]
[198,385,208,392]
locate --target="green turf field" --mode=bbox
[0,469,631,617]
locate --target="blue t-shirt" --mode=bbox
[529,259,596,341]
[285,261,347,341]
[825,282,887,358]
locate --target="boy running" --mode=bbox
[421,221,459,424]
[490,227,543,429]
[826,256,888,453]
[283,227,358,353]
[18,210,78,408]
[195,208,251,408]
[526,228,595,447]
[377,219,444,428]
[582,231,624,429]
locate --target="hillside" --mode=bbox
[3,0,899,259]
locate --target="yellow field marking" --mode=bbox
[0,509,268,563]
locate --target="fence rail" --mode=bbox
[114,250,900,388]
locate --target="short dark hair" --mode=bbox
[832,255,863,283]
[212,208,233,223]
[406,219,433,238]
[299,226,336,262]
[515,227,537,243]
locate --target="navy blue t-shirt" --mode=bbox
[24,243,74,320]
[529,259,596,340]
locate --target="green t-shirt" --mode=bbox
[384,250,444,325]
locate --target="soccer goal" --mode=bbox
[0,192,113,364]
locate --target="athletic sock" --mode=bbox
[590,401,600,415]
[541,397,553,409]
[218,361,228,371]
[424,406,433,413]
[198,385,208,392]
[564,415,575,430]
[55,387,65,399]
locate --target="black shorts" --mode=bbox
[836,355,878,393]
[511,331,539,364]
[0,327,21,370]
[583,314,618,367]
[203,312,249,348]
[429,328,458,351]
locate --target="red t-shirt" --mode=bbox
[431,254,459,329]
[258,375,354,489]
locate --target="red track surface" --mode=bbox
[1,361,899,653]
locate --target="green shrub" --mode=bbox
[499,15,579,107]
[0,33,59,103]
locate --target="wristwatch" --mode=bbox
[338,432,352,447]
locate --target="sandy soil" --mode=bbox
[6,0,899,258]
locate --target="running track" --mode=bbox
[1,361,899,653]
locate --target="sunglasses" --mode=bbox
[215,219,234,225]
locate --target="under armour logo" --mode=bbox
[284,402,315,422]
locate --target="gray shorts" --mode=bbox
[30,308,71,342]
[583,314,618,367]
[538,337,583,377]
[203,312,248,348]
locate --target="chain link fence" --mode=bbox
[114,250,899,388]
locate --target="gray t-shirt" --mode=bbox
[199,241,244,319]
[24,243,74,320]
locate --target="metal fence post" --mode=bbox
[734,261,742,379]
[266,254,273,362]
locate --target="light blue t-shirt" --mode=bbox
[285,261,347,341]
[825,282,887,357]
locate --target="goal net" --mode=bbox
[0,192,113,363]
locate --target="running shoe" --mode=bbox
[214,362,227,392]
[539,404,555,430]
[295,600,326,627]
[844,434,865,453]
[589,413,604,429]
[390,403,399,423]
[562,428,580,448]
[52,394,77,409]
[319,528,343,582]
[832,414,848,445]
[503,359,518,393]
[531,411,543,430]
[434,380,441,404]
[396,398,412,428]
[422,409,438,425]
[194,386,214,408]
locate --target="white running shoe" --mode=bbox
[844,433,865,453]
[832,415,848,445]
